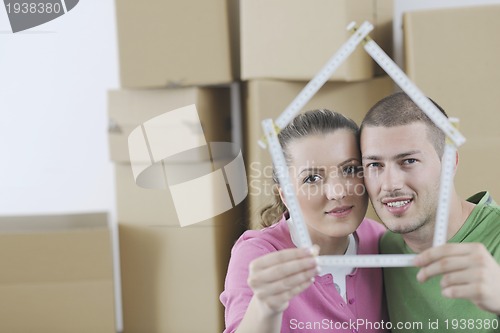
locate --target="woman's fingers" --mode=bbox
[247,246,320,313]
[262,276,316,312]
[250,247,316,271]
[253,266,318,298]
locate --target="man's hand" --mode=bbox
[414,243,500,315]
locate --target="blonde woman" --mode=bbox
[221,109,388,333]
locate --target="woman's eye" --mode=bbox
[342,165,362,176]
[304,175,321,183]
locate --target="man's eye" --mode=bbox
[366,162,381,168]
[403,158,417,165]
[304,175,321,183]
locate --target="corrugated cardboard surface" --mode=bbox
[0,213,116,333]
[404,5,500,200]
[456,139,500,198]
[115,0,233,88]
[108,87,232,163]
[373,0,394,76]
[244,77,395,228]
[240,0,393,81]
[115,162,244,227]
[119,207,245,333]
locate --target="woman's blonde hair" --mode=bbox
[259,109,359,228]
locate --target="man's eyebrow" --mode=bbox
[394,150,421,159]
[362,150,422,161]
[362,155,380,161]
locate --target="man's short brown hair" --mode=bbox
[360,92,448,158]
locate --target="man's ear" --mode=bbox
[454,150,459,175]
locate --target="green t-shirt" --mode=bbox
[381,191,500,333]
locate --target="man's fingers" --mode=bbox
[440,269,476,289]
[441,283,487,304]
[416,256,470,282]
[416,243,490,282]
[414,243,484,267]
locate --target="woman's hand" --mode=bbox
[247,245,320,316]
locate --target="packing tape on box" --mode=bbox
[259,21,466,267]
[128,104,248,227]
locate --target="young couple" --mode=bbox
[221,92,500,333]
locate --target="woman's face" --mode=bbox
[282,130,368,241]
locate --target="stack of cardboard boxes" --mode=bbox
[111,1,397,331]
[111,1,245,332]
[240,0,396,228]
[403,5,500,200]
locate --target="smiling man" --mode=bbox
[359,92,500,332]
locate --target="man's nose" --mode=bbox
[380,165,404,193]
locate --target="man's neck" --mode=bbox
[403,191,475,253]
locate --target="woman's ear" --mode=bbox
[277,186,288,208]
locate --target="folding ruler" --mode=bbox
[260,21,465,267]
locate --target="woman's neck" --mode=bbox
[313,235,350,256]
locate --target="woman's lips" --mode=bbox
[326,206,353,218]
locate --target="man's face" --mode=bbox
[360,122,442,234]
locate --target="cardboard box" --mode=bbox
[108,86,232,163]
[240,0,393,81]
[245,77,395,228]
[119,207,245,333]
[0,213,116,333]
[404,5,500,200]
[227,0,241,79]
[373,0,394,76]
[456,138,500,200]
[115,0,234,88]
[392,1,500,69]
[115,160,247,227]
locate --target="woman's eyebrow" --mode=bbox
[298,167,325,175]
[338,158,361,167]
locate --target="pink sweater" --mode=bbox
[220,217,389,333]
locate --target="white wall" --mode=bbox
[0,0,118,217]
